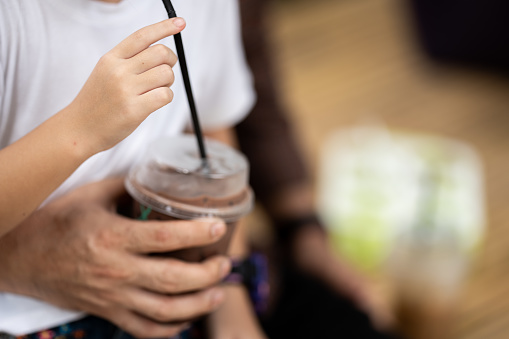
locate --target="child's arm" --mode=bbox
[0,18,185,236]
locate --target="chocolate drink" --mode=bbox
[125,135,253,262]
[130,181,251,261]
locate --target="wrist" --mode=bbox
[223,254,270,315]
[207,283,267,339]
[56,103,101,160]
[0,207,52,296]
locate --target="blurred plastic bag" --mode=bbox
[317,124,485,274]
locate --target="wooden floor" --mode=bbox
[268,0,509,338]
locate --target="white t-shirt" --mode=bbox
[0,0,254,335]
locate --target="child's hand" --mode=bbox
[65,18,185,157]
[207,285,267,339]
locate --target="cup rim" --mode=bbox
[125,178,254,222]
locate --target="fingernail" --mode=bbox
[173,17,185,28]
[210,221,226,239]
[220,258,232,277]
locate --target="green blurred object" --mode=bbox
[317,125,485,274]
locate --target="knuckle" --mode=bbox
[152,227,173,244]
[158,264,181,292]
[93,227,120,250]
[169,52,178,67]
[132,29,146,43]
[111,66,127,84]
[202,291,218,311]
[212,260,225,281]
[205,288,224,310]
[99,58,126,84]
[117,98,137,121]
[154,44,171,58]
[79,237,134,283]
[161,63,172,75]
[82,229,108,258]
[98,53,115,68]
[152,305,169,322]
[200,275,217,289]
[151,301,177,323]
[157,64,173,83]
[165,66,175,85]
[201,261,219,284]
[154,44,178,68]
[56,205,87,227]
[157,87,173,104]
[166,224,189,245]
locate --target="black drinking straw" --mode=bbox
[161,0,208,168]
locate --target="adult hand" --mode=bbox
[64,18,185,157]
[0,178,231,338]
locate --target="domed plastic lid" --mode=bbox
[125,135,253,222]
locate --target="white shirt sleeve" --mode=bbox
[0,3,11,147]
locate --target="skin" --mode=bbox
[0,17,184,237]
[269,184,395,330]
[207,284,268,339]
[202,128,268,339]
[0,178,231,338]
[0,130,267,339]
[0,10,236,337]
[0,1,266,336]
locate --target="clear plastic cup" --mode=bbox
[125,134,253,261]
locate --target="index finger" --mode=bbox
[124,218,227,253]
[112,18,186,59]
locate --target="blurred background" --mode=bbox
[254,0,509,338]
